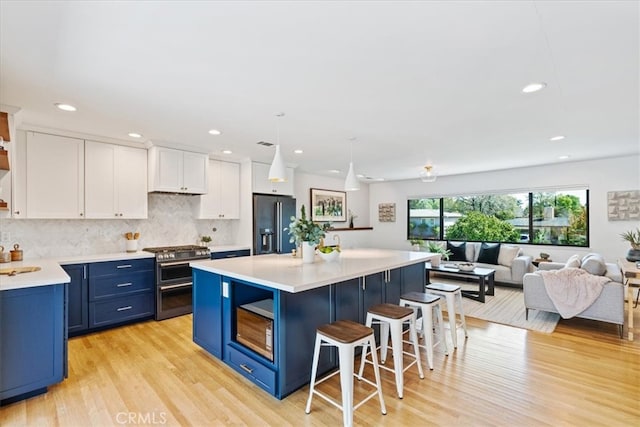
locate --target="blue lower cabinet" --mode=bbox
[1,284,66,403]
[226,346,276,394]
[193,270,223,358]
[87,258,154,329]
[89,293,154,328]
[62,264,89,336]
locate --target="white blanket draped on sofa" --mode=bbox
[538,268,611,318]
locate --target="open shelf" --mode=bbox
[0,150,8,170]
[328,227,373,231]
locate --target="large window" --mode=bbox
[407,189,589,247]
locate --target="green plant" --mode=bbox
[409,238,422,246]
[200,235,212,243]
[620,228,640,249]
[286,205,330,245]
[426,241,452,260]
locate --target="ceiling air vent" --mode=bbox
[257,141,274,147]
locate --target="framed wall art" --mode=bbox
[310,188,346,222]
[378,203,396,222]
[607,190,640,221]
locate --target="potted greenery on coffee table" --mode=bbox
[426,241,452,267]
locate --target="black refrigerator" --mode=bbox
[253,194,297,255]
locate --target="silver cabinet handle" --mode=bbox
[116,264,132,269]
[116,282,133,287]
[159,282,192,291]
[240,364,254,374]
[117,306,133,312]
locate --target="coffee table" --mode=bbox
[425,262,495,303]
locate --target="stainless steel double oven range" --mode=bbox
[143,245,211,320]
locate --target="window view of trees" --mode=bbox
[407,189,589,247]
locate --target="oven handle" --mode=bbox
[158,261,193,267]
[159,282,193,291]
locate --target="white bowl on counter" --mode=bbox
[317,249,340,262]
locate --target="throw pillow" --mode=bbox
[477,242,501,265]
[581,253,606,276]
[497,245,520,267]
[447,241,467,261]
[564,254,581,269]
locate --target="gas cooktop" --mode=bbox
[143,245,210,261]
[143,245,206,253]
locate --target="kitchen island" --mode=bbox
[190,248,434,399]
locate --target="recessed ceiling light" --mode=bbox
[294,149,303,154]
[549,135,565,141]
[328,169,341,174]
[222,150,232,154]
[128,132,142,138]
[522,82,547,93]
[55,103,77,112]
[558,155,570,160]
[208,129,221,135]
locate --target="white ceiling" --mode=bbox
[1,1,638,182]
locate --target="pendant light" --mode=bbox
[420,165,437,183]
[268,112,287,182]
[344,137,360,191]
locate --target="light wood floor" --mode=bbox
[2,304,639,426]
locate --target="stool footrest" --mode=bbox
[360,345,422,376]
[310,372,383,413]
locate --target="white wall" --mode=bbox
[293,172,373,249]
[368,155,640,263]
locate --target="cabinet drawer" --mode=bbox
[89,293,154,328]
[211,249,250,259]
[89,271,153,301]
[89,258,154,277]
[227,346,276,394]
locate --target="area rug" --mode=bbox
[434,279,561,333]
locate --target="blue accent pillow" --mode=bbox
[447,242,467,261]
[477,242,501,265]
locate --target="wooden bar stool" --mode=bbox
[399,292,449,370]
[426,282,468,348]
[305,320,386,427]
[357,303,424,399]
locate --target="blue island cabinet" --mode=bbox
[192,261,426,399]
[0,284,66,404]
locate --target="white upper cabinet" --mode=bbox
[196,160,240,219]
[85,141,148,218]
[148,146,208,194]
[252,162,294,196]
[23,132,85,218]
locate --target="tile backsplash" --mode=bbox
[1,194,240,259]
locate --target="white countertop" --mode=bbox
[209,245,251,253]
[1,259,71,291]
[190,248,435,293]
[56,251,155,265]
[1,246,252,292]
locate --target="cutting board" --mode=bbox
[0,266,41,276]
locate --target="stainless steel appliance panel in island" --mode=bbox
[253,194,296,255]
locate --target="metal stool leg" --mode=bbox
[337,343,355,426]
[456,290,469,338]
[305,334,323,414]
